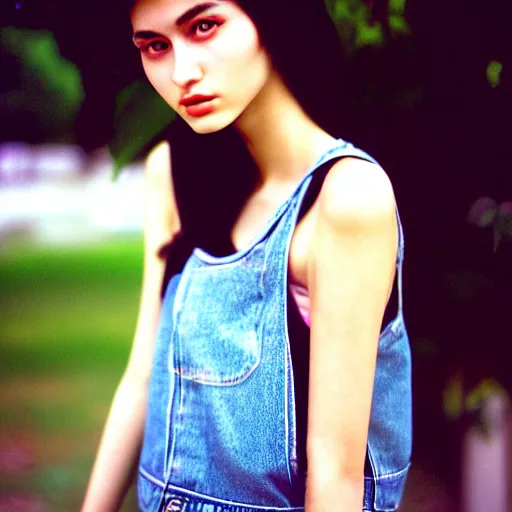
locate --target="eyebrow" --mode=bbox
[133,2,220,40]
[132,30,160,41]
[176,2,220,27]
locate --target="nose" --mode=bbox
[172,44,203,89]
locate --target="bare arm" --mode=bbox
[305,159,398,512]
[82,142,180,512]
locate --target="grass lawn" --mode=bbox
[0,237,144,511]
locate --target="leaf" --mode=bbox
[467,196,498,227]
[0,27,83,140]
[109,79,175,177]
[389,0,407,15]
[356,18,385,47]
[389,14,411,36]
[1,28,83,109]
[486,60,503,89]
[464,379,503,412]
[329,0,385,50]
[443,372,463,420]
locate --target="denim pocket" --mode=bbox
[172,264,263,385]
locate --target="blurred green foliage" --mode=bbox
[486,60,503,88]
[112,79,175,176]
[327,0,409,50]
[328,0,384,48]
[0,239,143,511]
[0,238,142,378]
[0,27,83,142]
[1,28,82,105]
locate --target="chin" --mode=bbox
[183,111,237,135]
[188,123,224,135]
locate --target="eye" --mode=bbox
[142,40,170,56]
[191,19,220,38]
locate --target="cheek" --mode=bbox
[213,24,270,86]
[142,60,179,105]
[211,16,265,66]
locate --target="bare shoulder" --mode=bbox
[316,157,396,230]
[145,140,172,187]
[143,141,181,249]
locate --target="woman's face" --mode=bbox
[130,0,273,134]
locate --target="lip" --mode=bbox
[185,101,215,118]
[180,94,218,118]
[179,94,217,107]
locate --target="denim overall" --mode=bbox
[138,139,412,512]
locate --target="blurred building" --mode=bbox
[0,143,144,245]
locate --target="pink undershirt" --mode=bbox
[289,282,311,327]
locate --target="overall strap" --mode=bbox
[289,139,405,316]
[395,209,405,316]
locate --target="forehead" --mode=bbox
[130,0,232,27]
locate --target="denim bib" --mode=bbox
[138,139,412,512]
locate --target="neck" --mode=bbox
[233,71,337,185]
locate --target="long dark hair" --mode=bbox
[240,0,350,138]
[159,0,354,280]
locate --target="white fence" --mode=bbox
[0,143,144,245]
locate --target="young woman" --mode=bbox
[82,0,412,510]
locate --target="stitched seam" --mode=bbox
[163,482,305,510]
